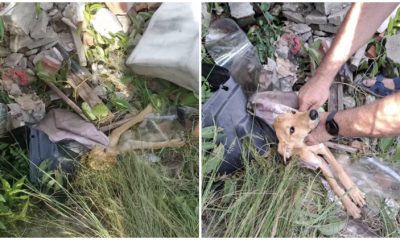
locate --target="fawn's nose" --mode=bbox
[309,109,319,120]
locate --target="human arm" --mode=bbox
[298,2,399,111]
[305,92,400,145]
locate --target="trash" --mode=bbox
[205,18,263,94]
[2,68,31,87]
[35,109,109,149]
[126,2,199,93]
[92,8,123,38]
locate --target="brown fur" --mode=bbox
[273,110,366,218]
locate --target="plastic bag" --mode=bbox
[205,18,271,95]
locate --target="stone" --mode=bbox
[282,11,305,23]
[300,32,312,42]
[9,83,22,97]
[116,15,131,33]
[93,85,107,99]
[16,57,27,69]
[0,3,36,35]
[57,32,74,52]
[343,96,356,109]
[28,28,58,49]
[40,41,58,51]
[328,6,350,26]
[48,8,58,17]
[9,34,32,52]
[0,46,11,57]
[315,2,349,15]
[365,95,376,104]
[229,3,255,19]
[282,3,303,12]
[319,24,339,33]
[4,53,24,68]
[289,23,311,35]
[385,34,400,64]
[40,2,53,11]
[305,11,327,25]
[313,30,328,37]
[24,48,39,56]
[30,11,49,40]
[92,8,123,38]
[56,3,68,11]
[62,3,85,25]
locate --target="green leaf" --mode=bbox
[379,137,395,153]
[371,62,379,77]
[92,103,109,119]
[0,221,6,230]
[1,178,11,191]
[317,220,346,236]
[82,102,97,121]
[0,194,5,203]
[203,144,224,175]
[0,17,5,43]
[14,176,25,189]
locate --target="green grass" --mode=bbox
[202,139,349,237]
[4,141,198,237]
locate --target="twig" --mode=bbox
[325,141,358,153]
[45,80,89,121]
[119,138,185,151]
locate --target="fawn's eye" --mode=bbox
[291,111,296,114]
[290,127,295,135]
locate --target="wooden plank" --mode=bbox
[328,81,338,112]
[337,83,344,111]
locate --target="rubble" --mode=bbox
[385,34,400,64]
[315,2,349,15]
[229,3,256,27]
[282,11,305,23]
[328,6,350,26]
[305,11,327,25]
[92,8,123,38]
[4,53,24,68]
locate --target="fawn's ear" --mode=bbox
[277,140,293,165]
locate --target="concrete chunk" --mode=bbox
[305,11,327,25]
[328,6,350,26]
[30,11,49,40]
[315,2,349,15]
[282,11,305,23]
[386,34,400,64]
[4,53,24,68]
[229,3,255,19]
[0,3,36,35]
[319,24,339,34]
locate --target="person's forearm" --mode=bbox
[315,3,398,85]
[336,92,400,138]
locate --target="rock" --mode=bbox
[313,30,328,37]
[105,2,134,15]
[57,32,74,52]
[0,46,11,57]
[4,53,24,68]
[92,8,123,38]
[62,3,85,25]
[48,8,58,17]
[300,31,312,42]
[56,3,68,11]
[229,3,255,19]
[365,94,376,104]
[24,28,58,50]
[16,57,27,69]
[9,83,22,96]
[282,11,305,23]
[13,93,46,124]
[93,85,107,99]
[51,20,68,33]
[229,3,255,27]
[319,24,339,33]
[385,34,400,64]
[305,11,327,25]
[343,96,356,109]
[30,11,49,40]
[275,57,298,92]
[40,2,53,11]
[282,3,303,12]
[315,2,350,15]
[276,45,289,59]
[9,34,32,52]
[24,48,39,56]
[40,41,58,51]
[116,15,131,33]
[328,6,350,26]
[61,17,77,29]
[289,23,311,35]
[0,3,36,35]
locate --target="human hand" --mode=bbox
[298,75,332,111]
[304,112,333,145]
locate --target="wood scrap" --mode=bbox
[326,141,358,153]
